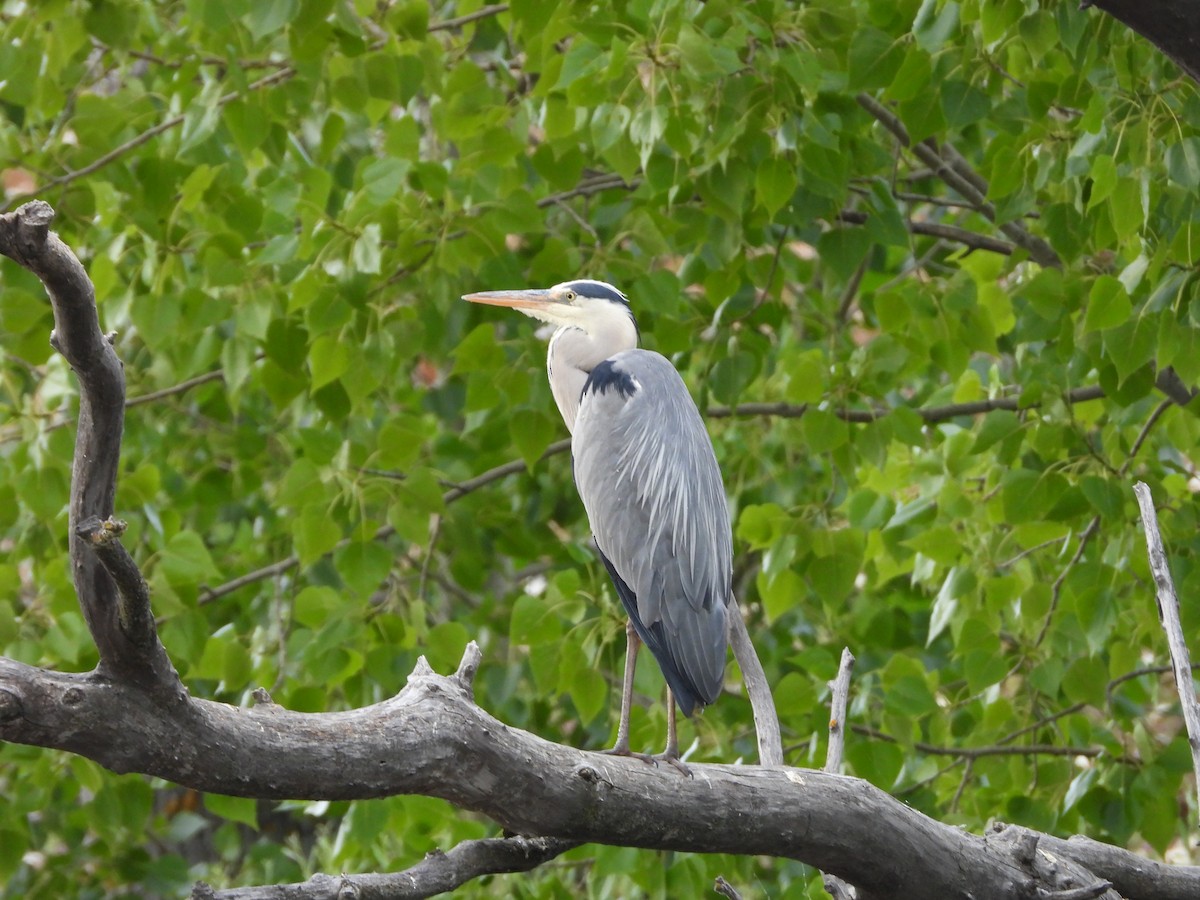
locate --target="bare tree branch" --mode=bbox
[197,834,578,900]
[1086,1,1200,83]
[1133,481,1200,816]
[727,599,783,766]
[823,648,857,900]
[3,644,1190,900]
[0,202,127,668]
[429,2,510,32]
[0,202,182,694]
[851,724,1111,762]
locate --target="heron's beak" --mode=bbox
[461,289,559,311]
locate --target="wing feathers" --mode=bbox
[575,350,732,715]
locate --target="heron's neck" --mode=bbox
[547,315,638,433]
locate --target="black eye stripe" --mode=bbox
[560,280,629,306]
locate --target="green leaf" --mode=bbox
[848,28,904,90]
[928,566,963,645]
[754,157,797,217]
[1082,276,1131,333]
[1087,155,1117,212]
[293,504,342,565]
[783,348,826,404]
[509,408,558,470]
[940,80,989,128]
[1165,137,1200,188]
[205,794,260,830]
[159,532,220,589]
[309,334,350,390]
[759,568,804,624]
[803,408,849,452]
[352,223,382,274]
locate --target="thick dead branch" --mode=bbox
[1086,1,1200,83]
[1041,832,1200,900]
[1133,481,1200,816]
[0,201,173,684]
[4,642,1192,900]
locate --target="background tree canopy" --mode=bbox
[1,0,1198,897]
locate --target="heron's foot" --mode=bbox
[601,743,658,767]
[654,752,693,778]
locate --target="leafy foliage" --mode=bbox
[1,0,1198,896]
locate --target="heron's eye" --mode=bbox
[565,290,576,301]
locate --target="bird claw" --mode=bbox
[656,753,693,778]
[601,745,658,767]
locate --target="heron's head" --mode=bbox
[462,279,638,340]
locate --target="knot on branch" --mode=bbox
[75,515,127,545]
[0,689,21,723]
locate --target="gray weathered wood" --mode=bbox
[1133,481,1200,819]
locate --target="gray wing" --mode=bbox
[572,349,731,715]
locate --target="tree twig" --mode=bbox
[428,2,510,32]
[851,724,1108,761]
[196,834,577,900]
[837,209,1016,256]
[1034,516,1100,648]
[1133,481,1200,816]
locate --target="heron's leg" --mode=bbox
[602,621,654,764]
[657,689,692,777]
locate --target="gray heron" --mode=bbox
[464,279,731,769]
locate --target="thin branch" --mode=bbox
[441,438,571,503]
[851,724,1106,760]
[0,366,228,445]
[91,39,291,72]
[126,368,228,408]
[429,3,510,32]
[1133,481,1200,816]
[1119,398,1172,475]
[537,174,640,208]
[854,93,1061,268]
[836,255,870,322]
[1153,364,1197,406]
[197,834,577,900]
[707,384,1106,424]
[1034,516,1100,648]
[200,438,576,604]
[996,534,1072,570]
[837,209,1016,256]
